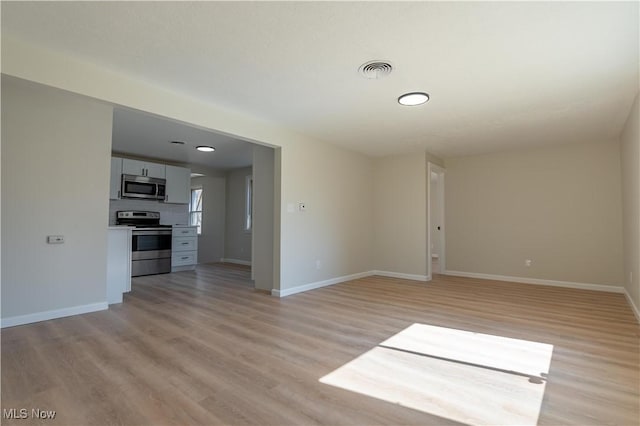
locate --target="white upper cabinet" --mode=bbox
[144,162,166,179]
[165,165,191,204]
[110,157,123,199]
[122,158,166,179]
[121,158,145,176]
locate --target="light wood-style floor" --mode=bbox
[2,263,639,425]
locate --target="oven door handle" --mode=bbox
[132,230,173,236]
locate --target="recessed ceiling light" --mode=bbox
[398,92,430,106]
[170,140,185,145]
[196,146,215,152]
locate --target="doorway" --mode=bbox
[428,163,445,279]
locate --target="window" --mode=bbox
[190,187,203,235]
[245,175,253,232]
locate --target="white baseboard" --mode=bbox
[1,302,109,328]
[271,270,431,298]
[272,271,372,298]
[371,270,429,282]
[443,270,625,293]
[624,289,640,323]
[221,258,252,266]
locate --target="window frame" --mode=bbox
[190,186,203,235]
[244,175,253,232]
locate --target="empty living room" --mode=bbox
[1,2,639,426]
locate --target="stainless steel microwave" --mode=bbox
[121,174,166,201]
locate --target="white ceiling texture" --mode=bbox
[2,1,638,160]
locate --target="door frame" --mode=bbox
[427,162,446,280]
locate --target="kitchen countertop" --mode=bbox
[108,225,192,229]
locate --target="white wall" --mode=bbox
[192,174,226,264]
[620,93,640,314]
[445,140,624,286]
[1,76,113,320]
[224,167,252,263]
[252,145,276,291]
[372,153,427,278]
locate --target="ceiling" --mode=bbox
[2,2,638,158]
[112,108,254,170]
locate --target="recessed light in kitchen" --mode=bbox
[170,140,185,145]
[398,92,430,106]
[196,146,215,152]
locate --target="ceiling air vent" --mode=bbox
[358,60,393,79]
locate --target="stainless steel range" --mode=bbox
[116,211,172,277]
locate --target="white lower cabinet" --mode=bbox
[172,251,197,267]
[110,157,122,200]
[107,227,132,304]
[172,226,197,271]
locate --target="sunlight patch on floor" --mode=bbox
[320,324,554,426]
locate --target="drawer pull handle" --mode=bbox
[181,242,189,245]
[182,257,189,260]
[181,231,189,234]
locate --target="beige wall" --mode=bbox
[224,166,253,262]
[620,93,640,312]
[373,154,427,277]
[252,145,276,291]
[280,139,373,289]
[2,38,377,294]
[426,151,445,168]
[430,175,443,257]
[9,34,632,308]
[1,76,113,319]
[273,148,282,290]
[445,140,624,286]
[192,174,226,264]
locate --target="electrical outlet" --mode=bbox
[525,259,532,267]
[47,235,64,244]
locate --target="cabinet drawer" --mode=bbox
[173,227,197,237]
[172,251,196,266]
[173,237,197,252]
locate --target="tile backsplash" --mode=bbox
[109,199,189,225]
